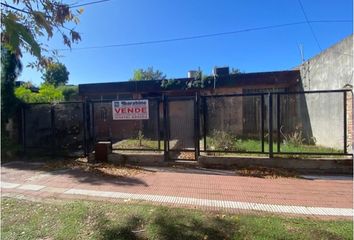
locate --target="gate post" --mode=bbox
[268,93,273,158]
[195,92,200,160]
[82,101,87,157]
[163,95,169,161]
[50,105,56,156]
[21,105,26,154]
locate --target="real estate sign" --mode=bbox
[112,100,149,120]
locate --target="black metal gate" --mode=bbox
[164,95,199,161]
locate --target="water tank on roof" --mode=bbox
[213,67,229,77]
[188,70,199,78]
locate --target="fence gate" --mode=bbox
[164,96,199,161]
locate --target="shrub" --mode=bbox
[208,130,236,151]
[281,126,305,146]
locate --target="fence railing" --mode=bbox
[20,89,353,158]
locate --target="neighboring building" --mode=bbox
[79,70,301,144]
[296,34,353,151]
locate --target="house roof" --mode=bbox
[78,70,300,95]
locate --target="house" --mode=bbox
[77,35,352,153]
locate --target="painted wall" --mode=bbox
[297,34,353,151]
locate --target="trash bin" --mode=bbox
[95,141,111,162]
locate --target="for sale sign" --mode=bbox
[112,100,149,120]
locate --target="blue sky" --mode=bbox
[21,0,353,86]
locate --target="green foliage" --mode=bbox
[131,67,166,81]
[14,86,33,102]
[1,131,21,160]
[208,130,237,151]
[137,130,144,147]
[1,47,22,127]
[280,126,315,147]
[161,69,212,89]
[15,83,64,103]
[57,85,79,101]
[230,67,241,74]
[43,62,69,86]
[160,78,183,89]
[1,0,83,68]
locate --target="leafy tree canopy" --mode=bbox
[15,83,64,103]
[57,85,78,101]
[1,0,83,68]
[42,62,69,86]
[131,67,166,81]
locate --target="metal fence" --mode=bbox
[90,97,162,152]
[20,89,352,159]
[22,102,86,156]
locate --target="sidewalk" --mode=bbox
[1,161,353,217]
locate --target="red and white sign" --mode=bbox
[112,100,149,120]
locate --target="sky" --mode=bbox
[20,0,353,86]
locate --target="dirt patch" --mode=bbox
[39,158,150,177]
[235,167,301,179]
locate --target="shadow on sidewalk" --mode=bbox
[1,160,149,187]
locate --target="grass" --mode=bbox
[1,198,353,240]
[113,139,163,150]
[205,138,342,154]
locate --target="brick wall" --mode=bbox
[347,90,353,153]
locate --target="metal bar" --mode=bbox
[276,93,281,153]
[92,102,95,146]
[112,148,162,151]
[344,91,347,154]
[163,95,168,161]
[201,150,267,154]
[200,89,350,100]
[203,97,207,152]
[157,99,161,151]
[21,106,26,153]
[50,105,56,156]
[194,92,200,159]
[203,92,267,98]
[276,89,351,95]
[165,96,195,101]
[268,93,273,158]
[82,102,87,156]
[260,95,265,153]
[167,97,170,152]
[23,101,84,105]
[272,152,353,156]
[90,97,162,103]
[168,149,196,152]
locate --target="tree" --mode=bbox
[131,67,166,81]
[43,62,69,86]
[15,83,64,103]
[1,0,83,68]
[230,68,241,74]
[57,85,79,101]
[1,48,22,126]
